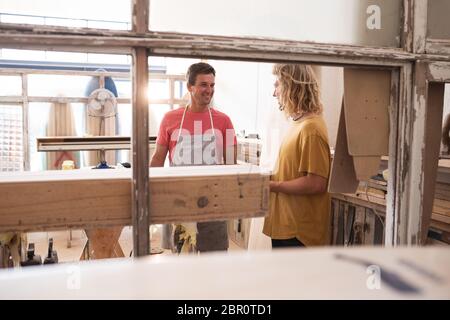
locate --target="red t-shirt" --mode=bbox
[156,107,237,164]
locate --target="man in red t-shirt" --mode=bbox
[150,62,237,253]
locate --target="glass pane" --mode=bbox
[28,75,93,97]
[427,0,450,39]
[114,78,132,98]
[149,104,171,137]
[28,102,88,171]
[148,79,169,100]
[117,103,131,163]
[0,105,23,172]
[0,0,131,30]
[150,0,401,47]
[0,76,22,96]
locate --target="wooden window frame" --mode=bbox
[1,0,449,252]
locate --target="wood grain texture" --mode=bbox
[0,166,269,232]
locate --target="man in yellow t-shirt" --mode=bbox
[263,64,331,248]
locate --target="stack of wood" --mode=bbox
[237,137,261,165]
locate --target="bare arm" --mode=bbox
[150,144,169,167]
[270,173,328,195]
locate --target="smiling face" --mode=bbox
[188,73,215,108]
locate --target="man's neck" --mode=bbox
[189,103,209,113]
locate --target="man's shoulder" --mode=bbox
[163,107,185,120]
[210,108,231,120]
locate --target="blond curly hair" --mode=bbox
[272,64,322,117]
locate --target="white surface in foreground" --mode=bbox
[0,246,449,299]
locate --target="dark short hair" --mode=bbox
[186,62,216,85]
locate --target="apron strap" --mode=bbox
[177,105,216,141]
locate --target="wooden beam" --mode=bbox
[0,96,185,105]
[426,39,450,56]
[385,68,400,246]
[0,68,185,80]
[412,0,428,54]
[394,62,414,245]
[401,0,414,52]
[2,23,442,65]
[131,49,149,256]
[420,83,445,244]
[131,0,150,257]
[132,0,149,34]
[0,166,269,232]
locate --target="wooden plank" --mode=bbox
[412,0,428,54]
[344,205,355,246]
[81,227,125,260]
[0,166,269,232]
[353,206,366,245]
[393,62,413,245]
[401,0,414,52]
[352,156,382,181]
[364,207,376,245]
[380,67,400,246]
[132,0,149,34]
[130,0,150,257]
[0,68,184,81]
[132,38,150,257]
[0,96,184,105]
[0,23,437,65]
[431,213,450,225]
[336,202,345,246]
[328,99,359,193]
[421,83,445,244]
[331,193,386,214]
[432,198,450,218]
[331,199,339,245]
[343,68,390,156]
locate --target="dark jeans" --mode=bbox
[271,238,305,249]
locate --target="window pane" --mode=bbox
[427,0,450,40]
[148,79,169,100]
[0,0,131,30]
[28,75,92,97]
[150,0,401,47]
[0,105,23,172]
[0,76,22,96]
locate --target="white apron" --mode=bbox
[162,106,228,252]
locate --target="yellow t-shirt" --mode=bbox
[263,115,331,246]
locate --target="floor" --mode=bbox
[25,225,244,263]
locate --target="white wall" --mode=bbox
[150,0,401,47]
[0,0,130,23]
